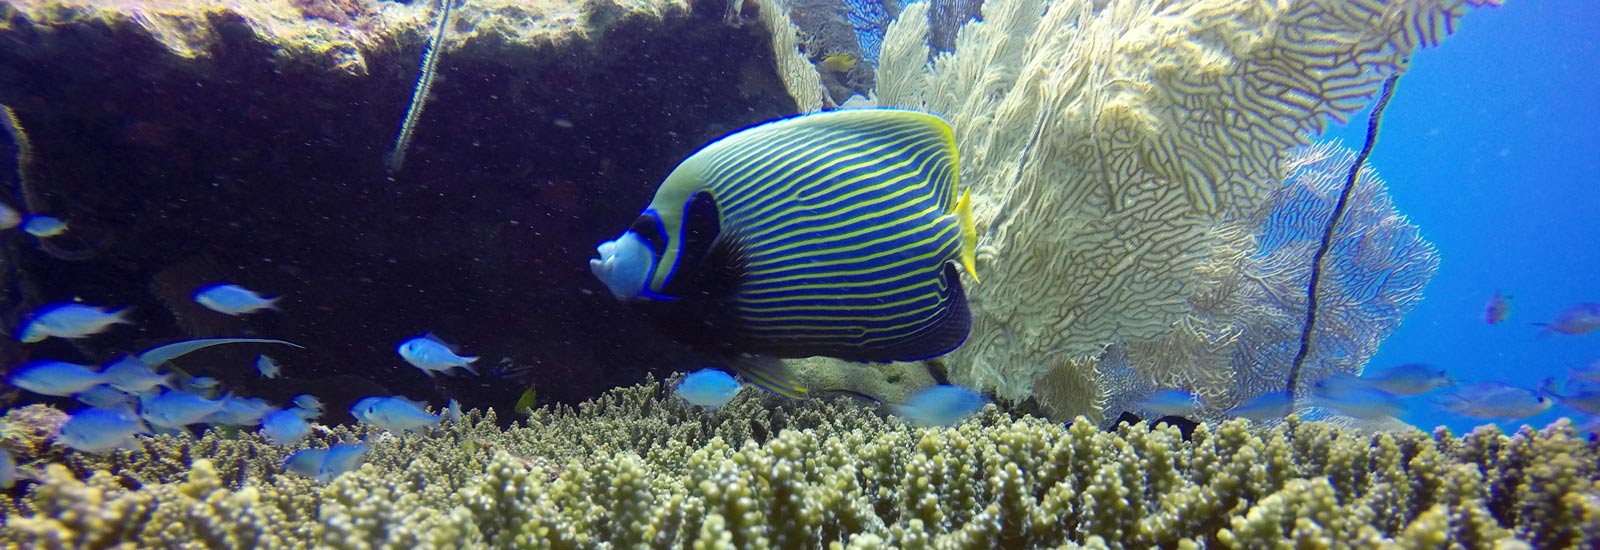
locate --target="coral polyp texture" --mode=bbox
[874,0,1498,407]
[2,380,1597,548]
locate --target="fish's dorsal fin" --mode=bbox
[422,332,458,352]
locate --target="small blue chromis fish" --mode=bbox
[100,355,169,394]
[319,443,369,483]
[676,368,741,411]
[350,396,440,434]
[20,215,66,237]
[397,334,479,377]
[206,395,276,426]
[17,302,131,343]
[1540,378,1600,415]
[588,110,980,399]
[1133,389,1201,418]
[187,376,221,390]
[1360,363,1454,396]
[292,394,324,415]
[1434,382,1553,419]
[259,409,311,445]
[286,443,370,484]
[1310,375,1405,420]
[1224,391,1294,421]
[193,283,280,315]
[74,384,138,412]
[256,355,282,378]
[283,448,328,479]
[891,384,987,427]
[139,390,225,430]
[57,408,150,453]
[9,361,104,396]
[1537,303,1600,336]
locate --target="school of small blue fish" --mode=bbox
[3,110,1598,495]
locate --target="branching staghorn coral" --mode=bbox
[873,0,1497,406]
[3,379,1597,548]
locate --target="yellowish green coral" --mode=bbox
[2,379,1596,548]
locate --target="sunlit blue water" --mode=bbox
[1327,0,1600,435]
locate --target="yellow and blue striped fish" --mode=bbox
[589,109,979,397]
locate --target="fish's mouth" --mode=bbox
[589,231,653,301]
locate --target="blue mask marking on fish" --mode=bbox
[260,409,311,446]
[589,231,657,300]
[591,110,981,399]
[193,283,280,315]
[9,361,104,396]
[676,368,741,411]
[892,384,987,427]
[58,408,150,454]
[17,303,131,343]
[397,335,479,376]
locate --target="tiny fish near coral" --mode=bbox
[676,368,742,411]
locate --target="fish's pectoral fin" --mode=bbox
[727,354,809,399]
[956,188,979,283]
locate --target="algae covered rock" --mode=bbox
[2,379,1596,548]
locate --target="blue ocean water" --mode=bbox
[1326,0,1600,435]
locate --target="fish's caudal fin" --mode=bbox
[457,358,480,375]
[956,188,979,283]
[728,354,809,399]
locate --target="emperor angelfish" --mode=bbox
[590,109,980,398]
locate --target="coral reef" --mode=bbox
[3,380,1598,548]
[873,0,1496,408]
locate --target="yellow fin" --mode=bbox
[819,53,858,73]
[956,188,979,283]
